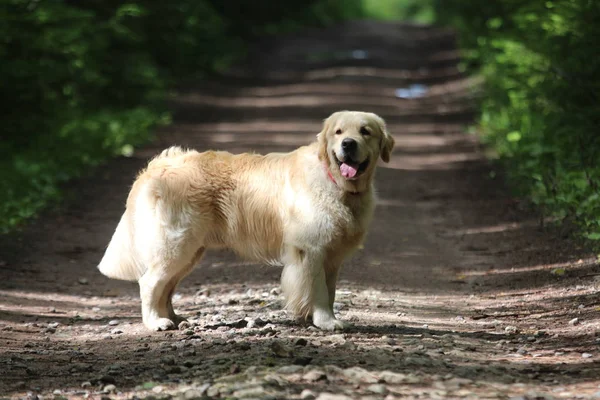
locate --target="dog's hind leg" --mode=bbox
[162,247,205,325]
[139,266,176,331]
[138,243,203,331]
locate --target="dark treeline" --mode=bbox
[0,0,363,231]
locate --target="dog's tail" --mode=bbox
[97,213,144,281]
[98,146,195,282]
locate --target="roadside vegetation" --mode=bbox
[438,0,600,241]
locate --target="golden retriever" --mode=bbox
[98,111,394,331]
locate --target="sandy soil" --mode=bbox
[1,21,599,400]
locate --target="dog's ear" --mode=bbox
[317,112,340,139]
[376,116,395,163]
[317,112,339,162]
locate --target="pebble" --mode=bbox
[505,325,518,334]
[111,328,123,335]
[78,278,89,285]
[48,322,60,329]
[178,321,191,330]
[183,389,204,399]
[232,385,266,398]
[152,385,164,393]
[301,389,317,400]
[569,318,579,326]
[161,355,176,365]
[378,371,408,384]
[329,334,346,344]
[206,385,220,397]
[316,394,352,400]
[367,384,388,395]
[582,353,593,358]
[342,367,378,383]
[108,320,119,326]
[103,384,117,393]
[271,340,293,358]
[303,369,327,382]
[246,317,267,329]
[294,356,313,366]
[92,307,101,312]
[238,341,251,351]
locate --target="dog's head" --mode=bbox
[318,111,394,192]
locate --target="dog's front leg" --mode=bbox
[281,247,347,331]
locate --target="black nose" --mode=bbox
[341,138,357,152]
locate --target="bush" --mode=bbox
[437,0,600,240]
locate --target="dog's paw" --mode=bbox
[146,317,177,331]
[313,315,349,331]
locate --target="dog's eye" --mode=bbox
[360,127,370,136]
[335,129,342,135]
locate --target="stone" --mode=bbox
[378,371,408,384]
[271,341,293,358]
[103,384,117,393]
[367,384,388,395]
[303,369,327,382]
[232,386,266,398]
[505,326,518,334]
[342,367,378,383]
[316,394,352,400]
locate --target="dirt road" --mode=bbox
[1,21,599,399]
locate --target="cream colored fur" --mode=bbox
[98,111,394,331]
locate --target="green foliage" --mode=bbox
[0,0,359,233]
[362,0,435,23]
[438,0,600,240]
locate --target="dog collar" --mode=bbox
[324,163,362,195]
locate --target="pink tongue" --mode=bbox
[340,162,358,178]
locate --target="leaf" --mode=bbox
[551,267,566,276]
[584,233,600,241]
[120,144,134,157]
[506,131,522,142]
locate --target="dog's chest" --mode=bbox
[293,193,373,249]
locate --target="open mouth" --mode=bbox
[334,152,370,180]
